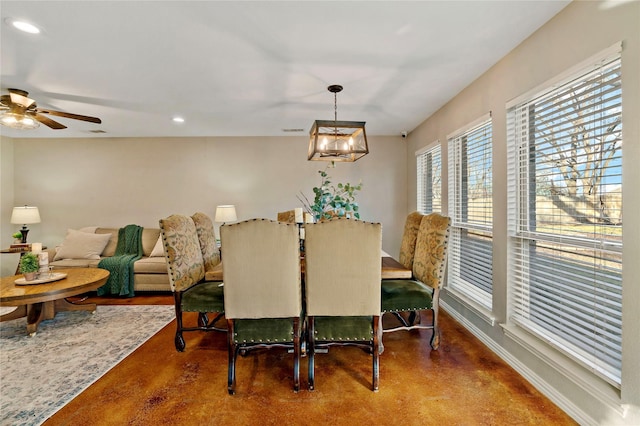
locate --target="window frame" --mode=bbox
[416,141,442,214]
[447,113,494,310]
[506,44,623,386]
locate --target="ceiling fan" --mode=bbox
[0,88,102,130]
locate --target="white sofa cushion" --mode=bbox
[149,236,164,257]
[53,229,111,260]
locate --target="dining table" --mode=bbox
[205,251,412,281]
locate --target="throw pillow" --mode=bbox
[149,235,165,257]
[53,229,112,260]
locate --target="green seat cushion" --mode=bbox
[233,318,297,344]
[381,279,434,313]
[313,316,374,342]
[181,281,225,313]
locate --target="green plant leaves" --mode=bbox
[307,166,362,220]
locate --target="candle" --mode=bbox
[31,242,42,253]
[39,252,49,273]
[294,208,304,224]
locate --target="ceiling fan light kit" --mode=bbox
[308,84,369,163]
[0,111,40,129]
[0,88,102,131]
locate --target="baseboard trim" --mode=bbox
[440,300,600,425]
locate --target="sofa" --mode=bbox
[47,227,170,292]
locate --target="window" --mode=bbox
[416,143,441,213]
[447,115,493,309]
[507,47,622,385]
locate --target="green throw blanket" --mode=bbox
[97,224,144,297]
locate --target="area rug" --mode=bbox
[0,305,175,426]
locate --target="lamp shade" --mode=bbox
[11,206,41,224]
[215,205,237,223]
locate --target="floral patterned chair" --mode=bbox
[381,213,450,350]
[221,219,302,394]
[159,214,225,352]
[305,218,382,391]
[398,211,425,270]
[190,212,225,330]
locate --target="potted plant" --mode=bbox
[12,231,23,244]
[299,164,363,221]
[19,252,40,281]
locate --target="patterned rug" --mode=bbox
[0,305,175,426]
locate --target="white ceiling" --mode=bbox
[0,1,570,139]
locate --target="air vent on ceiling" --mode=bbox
[282,128,305,133]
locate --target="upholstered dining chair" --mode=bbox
[159,214,225,352]
[220,218,302,395]
[277,209,296,223]
[398,211,425,270]
[305,218,382,391]
[381,212,450,350]
[191,212,222,281]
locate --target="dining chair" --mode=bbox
[220,218,302,394]
[190,212,225,329]
[381,212,450,350]
[159,214,225,352]
[304,218,382,391]
[387,211,424,327]
[398,211,425,270]
[277,209,296,223]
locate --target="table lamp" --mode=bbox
[214,205,237,226]
[11,205,41,243]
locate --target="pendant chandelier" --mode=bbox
[308,85,368,162]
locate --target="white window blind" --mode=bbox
[417,143,441,213]
[448,116,493,309]
[507,51,622,385]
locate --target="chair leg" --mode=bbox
[173,292,186,352]
[430,288,441,350]
[372,315,380,392]
[293,317,300,392]
[308,316,315,391]
[377,316,385,355]
[198,312,208,328]
[227,319,237,395]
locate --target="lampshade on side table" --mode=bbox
[10,206,41,243]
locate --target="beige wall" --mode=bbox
[1,137,16,275]
[0,135,407,276]
[408,1,639,424]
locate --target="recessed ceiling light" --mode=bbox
[5,18,41,34]
[172,116,185,123]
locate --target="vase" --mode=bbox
[23,272,37,281]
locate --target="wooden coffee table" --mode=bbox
[0,268,110,336]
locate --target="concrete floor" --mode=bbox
[46,295,576,425]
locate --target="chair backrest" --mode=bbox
[412,213,451,289]
[221,219,301,319]
[191,212,221,271]
[159,214,205,292]
[398,211,425,269]
[277,210,296,223]
[305,218,382,317]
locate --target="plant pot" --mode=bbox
[23,272,38,281]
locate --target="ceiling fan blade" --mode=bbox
[38,109,102,124]
[34,114,67,129]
